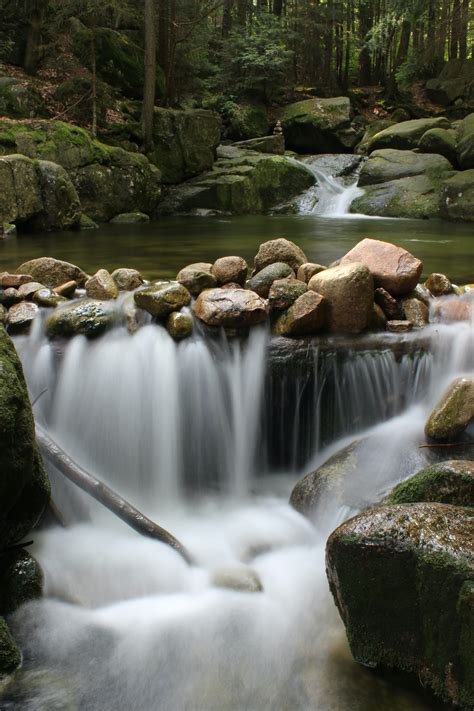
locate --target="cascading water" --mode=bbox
[6,305,473,711]
[295,154,365,216]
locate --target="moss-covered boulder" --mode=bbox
[418,128,458,166]
[220,102,269,142]
[247,262,294,298]
[0,78,46,120]
[232,135,285,155]
[0,550,43,616]
[134,282,191,318]
[0,325,50,546]
[351,173,447,219]
[457,113,474,169]
[440,169,474,220]
[0,119,161,222]
[46,299,117,339]
[158,146,315,215]
[358,149,453,186]
[425,377,474,441]
[326,503,474,709]
[363,117,451,153]
[0,618,21,675]
[354,119,395,155]
[281,96,357,153]
[17,258,87,289]
[386,460,474,507]
[149,108,221,184]
[425,59,474,106]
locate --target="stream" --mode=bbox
[1,156,473,710]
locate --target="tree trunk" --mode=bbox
[273,0,283,16]
[91,29,97,138]
[450,0,461,58]
[222,0,234,36]
[237,0,247,26]
[159,0,170,99]
[24,0,46,75]
[459,0,469,59]
[36,424,193,565]
[358,0,372,84]
[395,19,411,69]
[142,0,156,151]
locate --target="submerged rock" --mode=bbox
[134,283,191,318]
[247,262,294,298]
[386,460,474,507]
[17,258,87,289]
[308,263,373,334]
[0,550,43,616]
[340,238,422,296]
[46,299,116,339]
[431,295,473,322]
[211,565,263,593]
[326,503,474,709]
[425,376,474,441]
[273,291,326,337]
[194,288,268,328]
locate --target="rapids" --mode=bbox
[4,304,472,710]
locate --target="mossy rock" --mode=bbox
[0,325,50,546]
[358,149,453,186]
[440,169,474,221]
[418,128,458,166]
[351,173,448,219]
[386,460,474,507]
[456,112,474,169]
[222,103,269,141]
[355,119,395,155]
[0,618,21,676]
[0,81,47,120]
[326,502,474,708]
[110,211,150,224]
[46,299,117,339]
[281,96,357,153]
[364,117,451,153]
[0,550,43,616]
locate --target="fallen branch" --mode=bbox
[35,424,193,565]
[418,442,474,449]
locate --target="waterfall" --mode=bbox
[295,154,365,216]
[7,314,472,711]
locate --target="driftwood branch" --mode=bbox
[418,442,474,449]
[36,424,193,566]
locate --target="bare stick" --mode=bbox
[36,424,193,565]
[418,442,474,449]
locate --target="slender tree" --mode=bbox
[142,0,156,151]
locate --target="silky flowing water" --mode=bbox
[1,158,473,710]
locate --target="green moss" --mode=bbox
[387,463,474,507]
[0,618,21,675]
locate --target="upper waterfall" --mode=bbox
[294,154,365,216]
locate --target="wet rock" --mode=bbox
[194,288,268,328]
[425,272,453,296]
[247,262,294,298]
[401,298,429,328]
[6,302,39,334]
[0,550,43,616]
[340,238,422,296]
[425,376,474,441]
[0,305,5,325]
[0,274,33,289]
[440,169,474,221]
[176,263,217,296]
[268,277,308,311]
[431,295,473,322]
[418,128,458,166]
[254,238,307,274]
[221,282,243,290]
[0,324,50,546]
[2,288,21,306]
[406,283,432,306]
[110,211,150,224]
[273,291,326,337]
[385,460,474,507]
[32,288,66,308]
[111,268,144,291]
[211,565,263,593]
[358,149,453,186]
[167,311,193,340]
[46,299,116,339]
[17,281,45,300]
[134,282,191,318]
[122,294,147,334]
[85,269,119,300]
[326,503,474,708]
[78,213,98,230]
[0,618,21,675]
[370,303,387,330]
[351,173,445,220]
[374,287,402,319]
[308,263,373,334]
[386,320,413,333]
[232,134,285,155]
[17,257,87,288]
[211,256,248,286]
[53,280,77,298]
[30,160,81,231]
[281,96,357,152]
[296,263,326,283]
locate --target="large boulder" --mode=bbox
[363,117,450,153]
[281,97,357,153]
[386,460,474,507]
[193,288,268,328]
[418,128,458,166]
[307,269,369,333]
[426,59,474,106]
[440,169,474,220]
[340,238,422,296]
[149,108,221,184]
[326,503,474,708]
[211,257,248,286]
[17,258,87,289]
[457,113,474,169]
[30,160,82,230]
[254,238,307,274]
[358,149,453,186]
[308,263,373,333]
[158,146,315,215]
[425,377,474,441]
[351,173,445,219]
[0,325,50,546]
[232,135,285,155]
